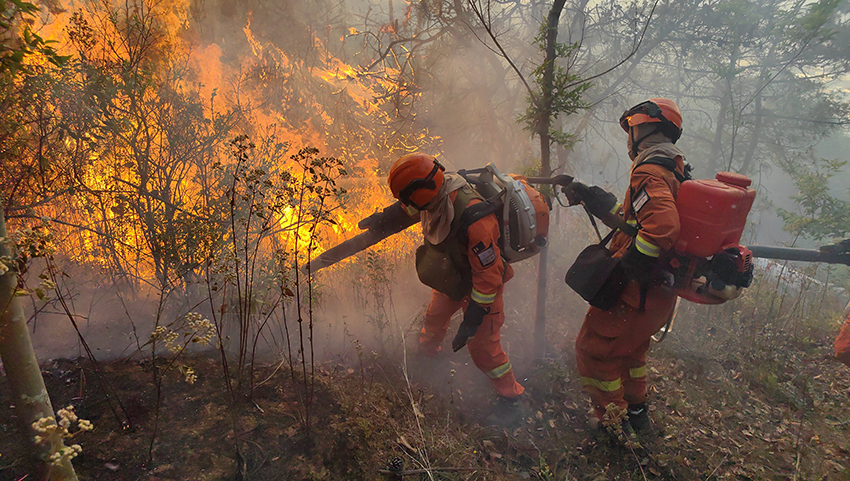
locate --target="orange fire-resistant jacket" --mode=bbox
[418,192,521,398]
[453,192,514,305]
[575,152,685,420]
[607,155,686,307]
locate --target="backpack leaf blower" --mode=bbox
[664,172,757,304]
[304,164,554,273]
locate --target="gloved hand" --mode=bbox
[451,301,490,352]
[562,182,618,219]
[820,238,850,255]
[562,181,589,206]
[358,202,418,230]
[358,211,381,229]
[620,242,658,285]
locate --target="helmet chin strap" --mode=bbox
[630,125,663,159]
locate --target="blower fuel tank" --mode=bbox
[674,172,756,257]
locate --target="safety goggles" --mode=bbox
[398,159,445,210]
[618,100,665,131]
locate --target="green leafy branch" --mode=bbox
[0,0,69,75]
[777,157,850,241]
[517,24,590,149]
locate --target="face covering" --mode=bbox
[420,172,468,244]
[628,123,663,160]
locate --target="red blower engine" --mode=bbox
[664,172,756,304]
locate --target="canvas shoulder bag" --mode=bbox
[565,226,628,311]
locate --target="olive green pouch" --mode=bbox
[415,243,472,302]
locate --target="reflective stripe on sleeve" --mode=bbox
[581,376,622,392]
[629,366,647,378]
[610,202,622,215]
[635,233,661,258]
[487,361,512,379]
[471,288,496,305]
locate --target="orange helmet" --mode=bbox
[388,153,445,209]
[619,98,682,142]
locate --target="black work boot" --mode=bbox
[591,417,637,446]
[485,395,525,429]
[627,403,651,432]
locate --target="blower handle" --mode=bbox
[524,174,574,186]
[524,174,637,237]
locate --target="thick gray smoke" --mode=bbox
[21,0,850,369]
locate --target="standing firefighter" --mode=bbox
[387,153,525,411]
[567,98,688,433]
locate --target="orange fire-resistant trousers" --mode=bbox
[835,307,850,367]
[419,288,525,399]
[575,284,676,420]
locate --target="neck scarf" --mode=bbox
[632,132,686,171]
[420,172,468,244]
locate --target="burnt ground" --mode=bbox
[0,331,848,481]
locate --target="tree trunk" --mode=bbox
[534,0,568,358]
[0,210,78,481]
[710,56,737,168]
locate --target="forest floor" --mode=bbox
[1,332,849,480]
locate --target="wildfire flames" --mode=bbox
[24,0,426,278]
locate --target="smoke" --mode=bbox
[16,0,850,375]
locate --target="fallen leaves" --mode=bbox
[482,439,502,459]
[397,435,415,452]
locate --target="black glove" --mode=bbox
[358,202,417,230]
[452,301,490,352]
[562,181,588,206]
[620,242,658,285]
[820,238,850,256]
[358,211,381,229]
[562,182,618,219]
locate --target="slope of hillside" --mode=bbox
[1,331,847,480]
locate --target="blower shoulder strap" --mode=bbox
[457,191,502,232]
[639,156,692,183]
[448,185,503,251]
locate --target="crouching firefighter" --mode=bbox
[387,153,525,406]
[565,98,689,433]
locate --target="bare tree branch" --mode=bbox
[466,0,538,105]
[365,30,446,71]
[563,0,660,90]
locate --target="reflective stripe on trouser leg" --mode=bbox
[484,363,523,399]
[622,334,652,405]
[466,288,524,399]
[575,305,630,419]
[623,361,649,405]
[578,376,625,420]
[580,377,622,392]
[419,290,463,355]
[576,288,677,417]
[487,361,513,379]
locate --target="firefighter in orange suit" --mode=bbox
[835,300,850,367]
[387,153,525,403]
[567,98,689,432]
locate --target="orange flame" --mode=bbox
[30,0,425,277]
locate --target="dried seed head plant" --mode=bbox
[32,405,94,467]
